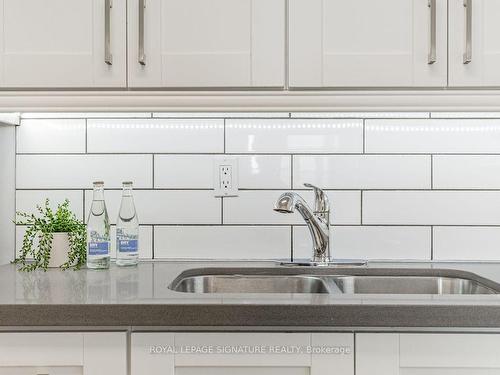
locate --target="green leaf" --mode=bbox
[14,199,87,272]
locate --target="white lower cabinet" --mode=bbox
[356,333,500,375]
[0,332,127,375]
[132,332,354,375]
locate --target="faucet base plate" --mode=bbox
[279,260,367,267]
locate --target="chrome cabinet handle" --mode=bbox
[463,0,472,64]
[139,0,146,65]
[428,0,436,64]
[104,0,113,65]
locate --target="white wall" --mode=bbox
[14,111,500,261]
[0,125,15,265]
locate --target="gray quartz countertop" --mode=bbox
[2,260,500,329]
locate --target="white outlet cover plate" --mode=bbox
[213,157,239,197]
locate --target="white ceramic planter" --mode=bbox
[49,232,70,268]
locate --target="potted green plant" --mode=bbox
[14,199,87,271]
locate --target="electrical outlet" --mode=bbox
[214,157,238,197]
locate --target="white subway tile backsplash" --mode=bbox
[226,119,363,153]
[433,227,500,261]
[433,155,500,189]
[293,226,431,260]
[153,112,290,118]
[431,112,500,118]
[87,119,224,153]
[154,155,213,189]
[16,190,84,221]
[17,119,86,154]
[291,112,429,119]
[223,190,361,225]
[17,155,152,189]
[154,226,291,259]
[154,155,291,189]
[238,155,292,189]
[15,110,500,263]
[364,191,500,225]
[293,155,430,189]
[84,190,220,225]
[21,112,152,119]
[365,119,500,154]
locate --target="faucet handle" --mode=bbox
[304,183,329,213]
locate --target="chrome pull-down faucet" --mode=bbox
[274,183,331,264]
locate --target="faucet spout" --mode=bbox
[274,187,331,264]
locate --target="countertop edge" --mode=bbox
[1,304,500,328]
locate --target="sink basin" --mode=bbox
[326,276,496,295]
[171,275,329,294]
[168,268,499,295]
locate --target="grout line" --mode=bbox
[221,197,224,225]
[22,151,500,156]
[152,154,155,189]
[360,190,363,225]
[362,119,366,154]
[84,119,88,153]
[290,226,294,262]
[17,223,500,228]
[82,189,86,222]
[152,225,155,259]
[19,187,500,192]
[430,154,434,189]
[223,118,226,154]
[430,226,434,260]
[290,155,294,189]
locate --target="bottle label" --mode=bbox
[118,239,138,253]
[88,241,110,256]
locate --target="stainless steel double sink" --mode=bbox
[169,268,500,295]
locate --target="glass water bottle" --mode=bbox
[116,181,139,266]
[86,181,111,269]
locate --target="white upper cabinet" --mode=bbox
[449,0,500,86]
[289,0,448,88]
[128,0,285,88]
[0,0,126,88]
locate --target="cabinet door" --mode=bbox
[289,0,447,88]
[0,332,127,375]
[449,0,500,86]
[127,0,285,88]
[356,333,500,375]
[0,0,126,88]
[132,332,353,375]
